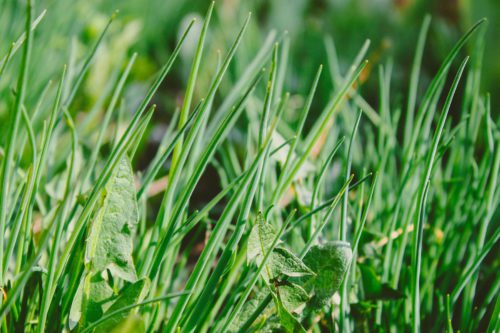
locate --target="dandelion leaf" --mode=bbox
[69,273,114,330]
[95,278,150,332]
[86,157,139,282]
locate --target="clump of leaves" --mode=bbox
[243,213,352,332]
[302,241,352,308]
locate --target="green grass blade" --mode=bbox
[403,15,431,147]
[0,0,33,285]
[411,57,469,333]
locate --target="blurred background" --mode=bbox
[0,0,498,171]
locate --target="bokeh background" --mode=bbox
[0,0,498,176]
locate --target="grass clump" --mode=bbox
[0,1,498,332]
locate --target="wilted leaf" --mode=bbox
[86,157,139,282]
[302,241,352,306]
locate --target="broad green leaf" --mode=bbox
[302,241,352,306]
[273,293,307,333]
[269,247,314,279]
[229,288,271,332]
[69,278,84,330]
[86,157,139,282]
[247,219,312,333]
[71,157,140,330]
[95,278,150,332]
[70,277,150,331]
[248,214,313,281]
[69,273,114,330]
[277,281,310,312]
[247,212,278,265]
[85,274,115,323]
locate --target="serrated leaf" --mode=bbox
[95,278,151,332]
[277,281,310,312]
[86,157,139,282]
[302,241,352,306]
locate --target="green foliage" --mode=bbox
[302,241,353,307]
[247,213,277,266]
[268,247,314,279]
[358,265,404,301]
[0,1,498,332]
[86,157,139,282]
[278,282,309,313]
[94,278,150,332]
[69,274,113,329]
[70,156,144,330]
[274,298,307,333]
[248,214,314,282]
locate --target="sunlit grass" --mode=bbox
[0,1,498,332]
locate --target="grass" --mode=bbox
[0,1,498,332]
